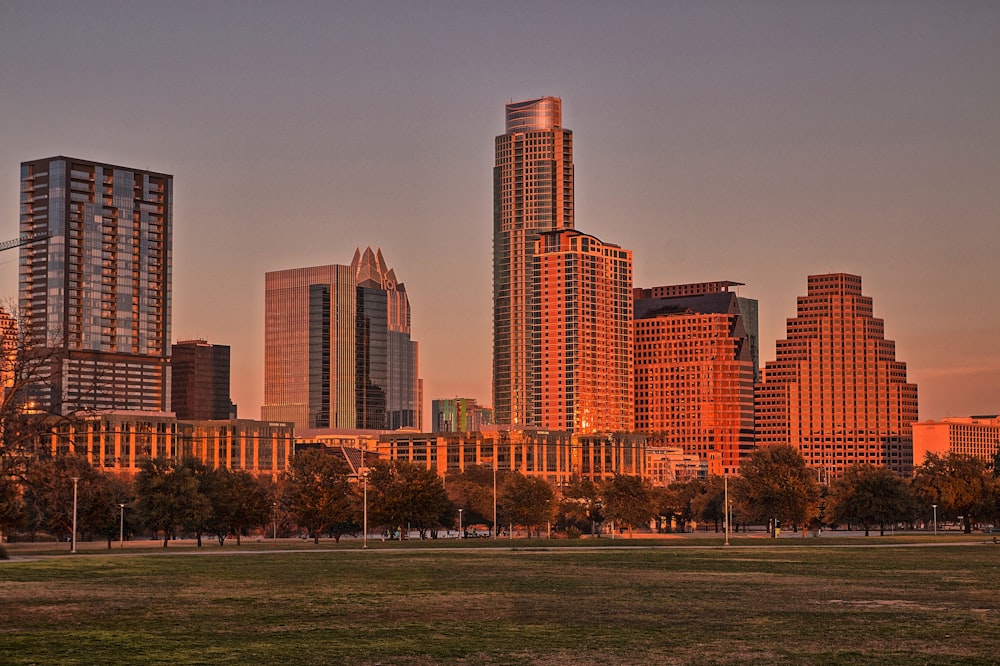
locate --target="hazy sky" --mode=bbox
[2,1,998,423]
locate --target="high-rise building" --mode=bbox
[262,247,420,432]
[18,156,172,414]
[171,339,234,420]
[755,273,918,475]
[353,247,421,430]
[634,281,758,475]
[535,229,633,433]
[493,97,574,426]
[432,397,493,433]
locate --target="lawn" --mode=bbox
[2,539,998,664]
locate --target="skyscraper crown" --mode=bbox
[505,97,562,133]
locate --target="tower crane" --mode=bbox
[0,233,50,253]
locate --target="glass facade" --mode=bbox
[263,247,421,432]
[493,97,574,426]
[171,339,234,420]
[19,156,172,414]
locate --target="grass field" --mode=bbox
[2,538,999,664]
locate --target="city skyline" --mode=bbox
[2,3,999,424]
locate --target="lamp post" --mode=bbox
[360,467,370,550]
[724,475,730,547]
[272,502,278,545]
[932,504,937,536]
[458,508,463,539]
[119,503,126,549]
[71,477,80,554]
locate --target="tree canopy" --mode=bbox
[828,464,912,536]
[734,444,820,534]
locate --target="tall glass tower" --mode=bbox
[493,97,574,426]
[19,156,172,414]
[263,248,420,432]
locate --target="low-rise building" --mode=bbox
[912,415,1000,467]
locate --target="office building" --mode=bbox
[634,281,758,475]
[262,247,420,431]
[493,97,574,426]
[912,415,1000,467]
[755,273,918,475]
[171,339,235,420]
[19,156,172,414]
[535,229,633,433]
[432,397,493,433]
[35,413,293,479]
[377,427,645,485]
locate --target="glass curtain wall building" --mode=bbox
[263,247,421,432]
[171,339,234,420]
[19,156,172,414]
[493,97,574,426]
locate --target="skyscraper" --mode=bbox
[171,339,234,420]
[19,156,172,414]
[535,229,633,433]
[262,248,420,432]
[493,97,574,426]
[633,281,758,475]
[755,273,918,475]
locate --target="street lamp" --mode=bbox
[724,476,730,547]
[272,502,278,545]
[71,477,80,554]
[483,461,497,539]
[932,504,938,536]
[360,467,370,550]
[458,508,463,539]
[119,503,126,549]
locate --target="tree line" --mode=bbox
[2,444,999,549]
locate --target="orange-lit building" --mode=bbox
[535,229,633,433]
[493,97,574,427]
[646,446,708,486]
[912,415,1000,467]
[376,427,645,485]
[755,273,918,475]
[633,281,758,476]
[0,307,15,399]
[34,413,293,479]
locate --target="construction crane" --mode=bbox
[0,233,50,253]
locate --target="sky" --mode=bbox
[1,1,998,424]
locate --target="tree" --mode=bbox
[734,445,820,536]
[690,476,727,533]
[369,460,451,539]
[282,449,356,544]
[912,452,992,534]
[135,458,211,547]
[85,473,134,549]
[601,474,654,538]
[205,469,271,546]
[0,470,24,541]
[445,465,501,534]
[0,306,84,469]
[498,472,554,537]
[828,465,912,536]
[557,476,602,535]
